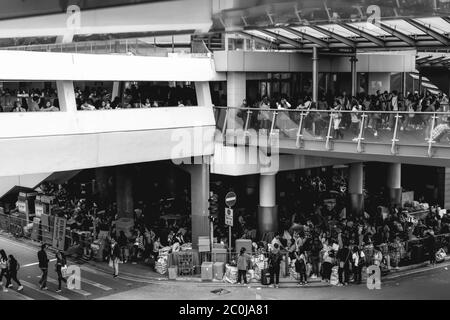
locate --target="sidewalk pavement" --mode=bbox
[81,253,450,288]
[3,231,449,288]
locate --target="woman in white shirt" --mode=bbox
[352,246,365,284]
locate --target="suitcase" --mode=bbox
[261,268,270,285]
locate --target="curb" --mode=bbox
[2,232,448,287]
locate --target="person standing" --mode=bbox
[5,255,23,291]
[268,243,283,288]
[0,249,9,292]
[352,246,365,285]
[337,243,351,286]
[295,248,308,285]
[110,238,120,278]
[237,247,251,285]
[426,230,436,266]
[55,251,67,293]
[37,244,49,290]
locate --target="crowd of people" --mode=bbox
[0,88,60,112]
[229,169,449,287]
[241,89,450,141]
[0,83,198,112]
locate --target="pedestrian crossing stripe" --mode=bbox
[0,287,33,300]
[81,277,112,291]
[36,276,91,297]
[20,280,70,300]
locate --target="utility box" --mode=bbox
[212,248,227,263]
[168,266,178,280]
[201,262,213,281]
[213,262,225,280]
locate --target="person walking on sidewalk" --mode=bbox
[268,243,283,288]
[109,238,120,278]
[0,249,9,292]
[5,255,23,291]
[237,247,251,285]
[37,244,49,290]
[55,251,67,293]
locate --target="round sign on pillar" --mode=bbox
[225,191,237,208]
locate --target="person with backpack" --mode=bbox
[0,249,9,292]
[37,244,49,290]
[295,248,308,285]
[5,255,23,291]
[352,246,365,285]
[268,243,283,288]
[55,251,67,293]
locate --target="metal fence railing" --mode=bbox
[214,106,450,157]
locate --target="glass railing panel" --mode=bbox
[272,109,300,142]
[300,110,329,141]
[396,112,434,146]
[430,113,450,147]
[363,112,394,144]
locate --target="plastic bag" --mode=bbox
[436,248,446,262]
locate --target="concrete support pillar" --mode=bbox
[115,166,134,219]
[444,168,450,209]
[312,46,319,103]
[419,74,423,94]
[386,163,402,207]
[227,72,246,129]
[186,161,210,249]
[258,173,278,235]
[195,81,213,107]
[112,81,120,100]
[350,56,358,97]
[348,163,364,216]
[56,81,77,112]
[95,167,112,205]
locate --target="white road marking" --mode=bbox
[23,259,57,268]
[81,277,113,291]
[0,288,34,300]
[20,280,69,300]
[0,235,41,253]
[36,276,91,297]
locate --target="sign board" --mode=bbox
[52,217,67,251]
[225,208,233,227]
[225,192,237,207]
[35,203,44,218]
[401,191,414,207]
[17,201,26,214]
[41,214,52,245]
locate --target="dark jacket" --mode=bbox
[269,250,283,268]
[38,249,49,269]
[111,243,121,259]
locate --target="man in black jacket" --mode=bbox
[37,244,49,290]
[268,243,283,288]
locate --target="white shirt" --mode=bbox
[391,95,398,111]
[352,251,365,266]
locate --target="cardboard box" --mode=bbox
[201,262,213,281]
[213,262,224,280]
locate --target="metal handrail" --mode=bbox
[213,106,450,115]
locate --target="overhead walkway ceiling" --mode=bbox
[229,16,450,52]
